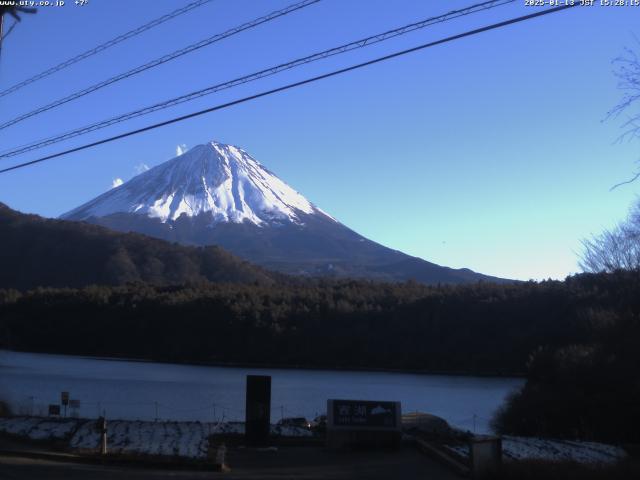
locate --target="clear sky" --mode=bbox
[0,0,638,281]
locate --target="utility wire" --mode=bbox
[0,0,320,131]
[0,4,578,176]
[0,0,514,159]
[0,0,215,99]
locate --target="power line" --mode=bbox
[0,0,515,159]
[0,4,578,176]
[0,0,215,98]
[0,0,321,131]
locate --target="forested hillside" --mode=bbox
[0,203,276,289]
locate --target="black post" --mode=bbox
[97,416,107,455]
[0,12,5,61]
[245,375,271,446]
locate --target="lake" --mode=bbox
[0,350,523,433]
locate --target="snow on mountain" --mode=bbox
[62,141,333,226]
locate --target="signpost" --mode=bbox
[61,391,69,417]
[326,399,401,449]
[69,399,80,417]
[245,375,271,446]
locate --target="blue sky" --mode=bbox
[0,0,638,281]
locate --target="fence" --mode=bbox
[12,394,323,424]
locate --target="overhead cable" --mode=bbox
[0,4,578,175]
[0,0,216,98]
[0,0,321,130]
[0,0,514,159]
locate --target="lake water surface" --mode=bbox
[0,350,523,433]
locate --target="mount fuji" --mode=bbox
[62,141,502,284]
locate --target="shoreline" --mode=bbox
[0,348,525,379]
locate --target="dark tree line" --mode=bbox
[0,271,638,373]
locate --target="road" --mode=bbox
[0,446,460,479]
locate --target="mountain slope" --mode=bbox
[62,141,505,285]
[0,203,275,290]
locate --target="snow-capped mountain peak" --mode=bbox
[62,141,332,226]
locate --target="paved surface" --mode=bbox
[0,446,460,479]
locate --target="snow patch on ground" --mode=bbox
[71,420,210,459]
[502,436,627,464]
[0,417,78,440]
[444,436,627,465]
[0,417,311,459]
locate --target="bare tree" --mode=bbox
[608,44,640,139]
[608,43,640,189]
[0,6,37,21]
[580,44,640,272]
[580,200,640,272]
